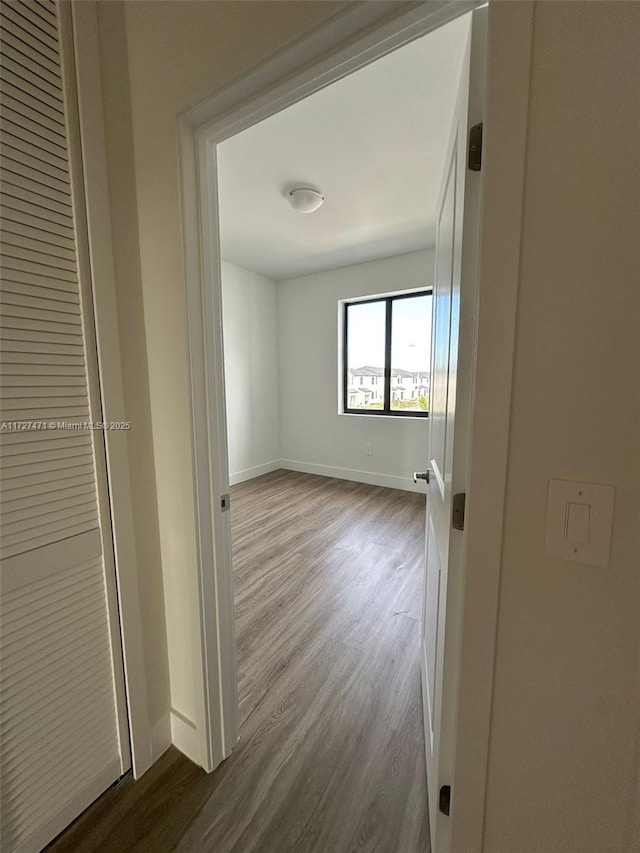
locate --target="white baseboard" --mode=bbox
[228,459,281,486]
[280,459,426,493]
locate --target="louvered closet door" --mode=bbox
[0,2,131,851]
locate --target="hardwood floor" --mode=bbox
[47,471,430,852]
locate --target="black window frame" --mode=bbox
[342,290,432,418]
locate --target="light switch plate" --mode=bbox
[545,479,615,567]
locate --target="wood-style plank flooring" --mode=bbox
[47,471,430,852]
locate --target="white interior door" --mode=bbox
[0,2,130,851]
[420,9,486,852]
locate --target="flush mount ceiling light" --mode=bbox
[286,186,325,214]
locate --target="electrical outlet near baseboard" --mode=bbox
[364,443,373,456]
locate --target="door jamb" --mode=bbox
[67,1,156,778]
[178,3,534,851]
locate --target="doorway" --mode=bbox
[178,2,533,851]
[212,10,470,849]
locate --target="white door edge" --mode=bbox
[68,1,156,777]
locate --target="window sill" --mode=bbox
[338,411,428,421]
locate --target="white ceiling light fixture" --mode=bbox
[286,186,325,214]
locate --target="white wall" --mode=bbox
[278,250,433,492]
[221,261,280,484]
[483,3,639,852]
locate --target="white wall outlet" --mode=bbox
[364,443,373,456]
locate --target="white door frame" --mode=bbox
[66,2,155,778]
[178,2,534,849]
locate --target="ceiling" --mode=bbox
[217,14,470,281]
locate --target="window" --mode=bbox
[343,291,432,416]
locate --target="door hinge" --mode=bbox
[439,784,451,816]
[452,493,466,531]
[468,122,483,171]
[220,493,230,512]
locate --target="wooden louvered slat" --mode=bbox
[1,587,107,681]
[1,3,60,55]
[1,542,100,601]
[0,301,81,325]
[3,509,97,551]
[2,677,113,765]
[0,53,63,106]
[23,0,58,28]
[0,34,60,90]
[2,681,115,772]
[1,1,58,44]
[1,158,72,201]
[1,279,79,301]
[1,446,93,476]
[0,324,84,343]
[0,472,95,505]
[1,278,80,304]
[1,559,101,618]
[1,448,92,477]
[1,281,79,303]
[2,167,72,207]
[0,190,74,234]
[0,355,84,372]
[0,216,73,250]
[1,641,110,716]
[1,643,109,704]
[1,4,127,849]
[1,511,97,548]
[1,490,96,526]
[0,431,88,453]
[0,17,61,71]
[1,581,104,650]
[0,371,86,387]
[3,723,116,809]
[1,253,77,283]
[2,518,99,559]
[0,180,72,219]
[0,484,95,517]
[0,151,71,192]
[1,61,63,112]
[0,413,89,428]
[0,83,65,136]
[0,457,94,488]
[1,313,82,335]
[0,121,68,165]
[0,433,91,454]
[3,733,117,834]
[0,205,74,242]
[1,554,121,845]
[2,698,115,799]
[0,217,75,254]
[0,92,66,148]
[1,119,68,166]
[0,39,60,92]
[3,0,57,31]
[1,237,76,271]
[0,233,76,267]
[1,341,84,357]
[0,365,86,379]
[0,439,91,463]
